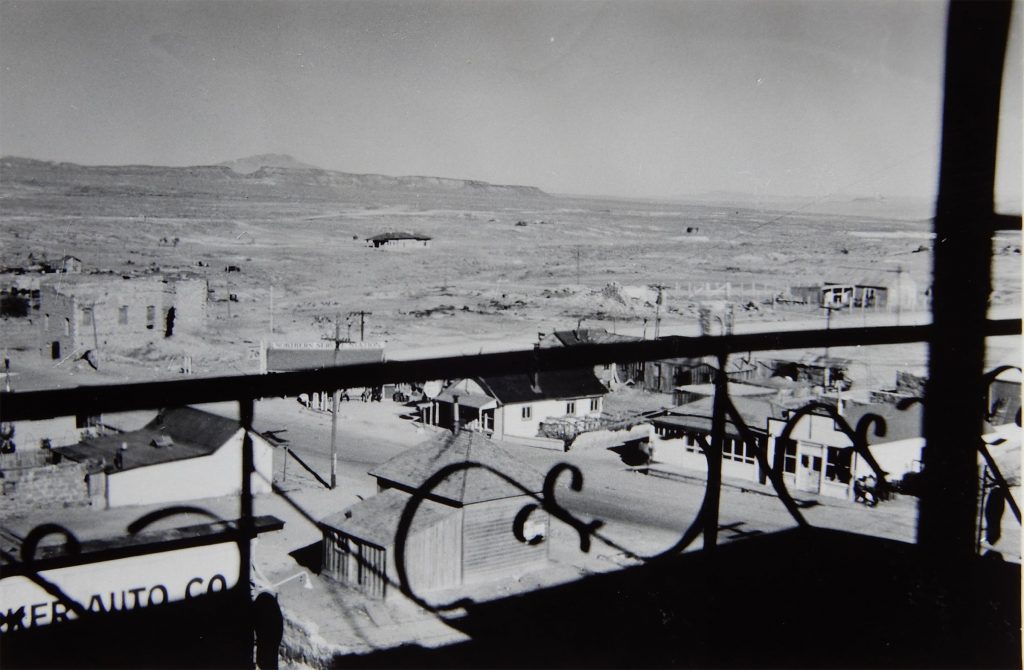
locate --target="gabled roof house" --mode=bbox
[427,369,608,448]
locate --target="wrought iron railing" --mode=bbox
[0,0,1020,665]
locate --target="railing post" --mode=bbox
[239,398,256,667]
[704,353,728,551]
[919,0,1013,559]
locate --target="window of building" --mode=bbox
[782,440,797,474]
[722,437,756,464]
[146,305,156,329]
[825,446,852,484]
[566,401,576,415]
[521,405,532,420]
[589,398,600,412]
[64,318,70,336]
[81,307,93,326]
[43,314,49,330]
[119,305,129,324]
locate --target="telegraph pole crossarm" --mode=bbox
[347,310,373,342]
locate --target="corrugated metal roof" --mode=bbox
[320,488,456,547]
[265,347,384,372]
[369,430,545,505]
[54,406,243,471]
[475,369,608,404]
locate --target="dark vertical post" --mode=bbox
[239,397,256,667]
[919,0,1012,557]
[704,354,728,551]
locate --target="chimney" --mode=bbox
[452,394,461,434]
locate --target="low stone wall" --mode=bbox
[0,458,91,515]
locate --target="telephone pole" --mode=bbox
[322,313,349,489]
[347,310,373,342]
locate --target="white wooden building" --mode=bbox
[429,369,608,447]
[55,406,273,508]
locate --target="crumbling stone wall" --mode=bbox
[38,286,76,360]
[38,274,208,357]
[0,458,91,515]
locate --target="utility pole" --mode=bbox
[322,313,348,489]
[895,265,903,327]
[822,304,840,389]
[347,310,372,342]
[654,286,665,340]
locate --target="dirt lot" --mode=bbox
[2,163,1019,379]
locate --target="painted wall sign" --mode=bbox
[267,341,383,350]
[0,542,240,633]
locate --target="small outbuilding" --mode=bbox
[789,269,917,313]
[321,429,548,600]
[60,255,83,274]
[366,232,432,249]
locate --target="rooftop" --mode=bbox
[366,231,432,242]
[474,368,608,404]
[843,402,924,444]
[657,396,779,435]
[368,430,545,505]
[40,271,206,297]
[541,328,643,348]
[434,389,498,410]
[54,406,243,471]
[320,488,456,547]
[673,382,776,397]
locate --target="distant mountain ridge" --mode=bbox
[0,155,549,199]
[218,153,319,174]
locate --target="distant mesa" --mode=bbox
[0,155,548,199]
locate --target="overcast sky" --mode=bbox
[1,0,1020,202]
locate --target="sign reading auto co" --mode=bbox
[0,542,240,632]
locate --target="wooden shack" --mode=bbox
[321,430,549,599]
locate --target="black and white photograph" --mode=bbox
[0,0,1020,667]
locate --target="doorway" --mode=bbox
[51,341,61,360]
[164,307,176,338]
[796,444,823,493]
